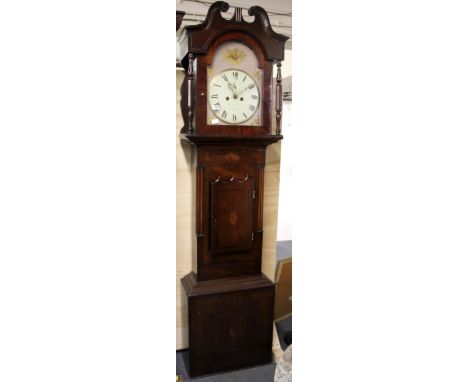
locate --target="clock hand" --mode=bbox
[238,86,250,96]
[227,82,239,99]
[233,83,238,98]
[227,82,235,96]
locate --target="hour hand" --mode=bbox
[226,82,239,99]
[232,83,238,98]
[227,82,239,98]
[227,82,235,95]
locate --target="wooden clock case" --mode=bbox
[178,2,288,377]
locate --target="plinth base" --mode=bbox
[181,272,275,377]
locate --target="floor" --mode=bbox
[176,351,276,382]
[176,241,292,381]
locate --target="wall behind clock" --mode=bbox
[175,69,283,350]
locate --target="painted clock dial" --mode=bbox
[206,41,263,126]
[208,69,260,124]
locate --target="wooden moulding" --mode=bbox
[180,133,283,146]
[181,1,288,65]
[181,271,273,297]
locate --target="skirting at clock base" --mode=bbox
[181,272,275,377]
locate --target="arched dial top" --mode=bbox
[208,69,260,125]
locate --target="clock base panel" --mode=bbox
[181,271,275,377]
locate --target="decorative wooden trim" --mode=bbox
[176,11,185,32]
[180,133,282,146]
[211,174,249,184]
[256,164,265,231]
[179,72,189,133]
[234,7,242,22]
[275,61,283,135]
[225,152,240,163]
[196,165,205,235]
[187,53,194,134]
[182,271,274,297]
[182,1,288,62]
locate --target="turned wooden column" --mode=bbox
[275,61,283,135]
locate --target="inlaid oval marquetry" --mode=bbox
[225,153,240,163]
[228,211,238,226]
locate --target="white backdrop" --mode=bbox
[2,2,468,382]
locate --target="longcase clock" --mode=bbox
[178,2,288,377]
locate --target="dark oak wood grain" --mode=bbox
[182,272,275,377]
[210,176,254,254]
[192,143,269,281]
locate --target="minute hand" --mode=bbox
[238,85,252,95]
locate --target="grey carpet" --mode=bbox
[176,350,276,381]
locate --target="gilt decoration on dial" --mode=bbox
[224,47,246,65]
[207,41,262,126]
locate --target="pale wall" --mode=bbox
[175,69,282,350]
[276,100,292,241]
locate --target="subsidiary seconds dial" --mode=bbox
[208,69,260,124]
